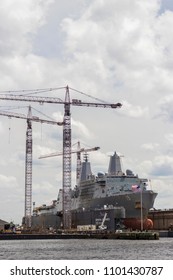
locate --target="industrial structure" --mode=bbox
[0,86,122,229]
[148,209,173,231]
[0,106,63,227]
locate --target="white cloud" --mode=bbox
[0,121,4,133]
[141,143,160,151]
[150,155,173,176]
[72,118,93,139]
[0,0,53,56]
[0,174,17,185]
[160,0,173,13]
[152,178,173,210]
[60,0,166,98]
[157,95,173,121]
[140,155,173,177]
[164,133,173,145]
[120,100,149,118]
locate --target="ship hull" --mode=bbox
[123,218,154,230]
[31,191,157,230]
[31,213,154,231]
[72,186,157,219]
[32,214,62,230]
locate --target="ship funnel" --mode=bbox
[108,152,123,176]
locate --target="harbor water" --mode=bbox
[0,238,173,260]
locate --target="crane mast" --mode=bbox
[0,106,63,228]
[25,106,32,227]
[76,141,81,184]
[0,86,122,229]
[63,86,71,229]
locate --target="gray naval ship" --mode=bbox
[32,151,158,230]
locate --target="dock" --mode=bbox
[0,231,159,240]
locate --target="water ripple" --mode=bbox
[0,238,172,260]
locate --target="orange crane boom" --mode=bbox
[0,86,122,229]
[0,106,63,227]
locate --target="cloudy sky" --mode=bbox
[0,0,173,224]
